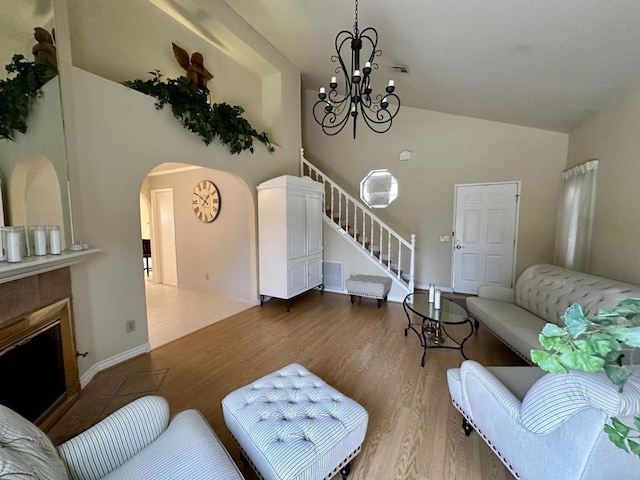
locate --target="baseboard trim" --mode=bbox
[80,343,151,388]
[415,282,453,292]
[322,287,347,295]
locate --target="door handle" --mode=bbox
[455,244,463,249]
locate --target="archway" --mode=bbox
[9,155,65,248]
[140,162,257,349]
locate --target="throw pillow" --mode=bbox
[0,403,69,479]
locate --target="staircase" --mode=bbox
[300,148,416,296]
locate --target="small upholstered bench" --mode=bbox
[222,363,369,480]
[346,274,392,308]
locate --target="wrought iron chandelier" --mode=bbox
[313,0,400,139]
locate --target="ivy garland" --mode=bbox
[123,71,274,155]
[0,55,58,141]
[0,59,273,155]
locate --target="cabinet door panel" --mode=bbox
[307,257,323,288]
[288,260,307,295]
[306,193,323,257]
[287,192,307,259]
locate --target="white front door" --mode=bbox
[452,182,520,294]
[151,189,178,285]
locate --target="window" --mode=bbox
[554,159,598,271]
[360,169,398,209]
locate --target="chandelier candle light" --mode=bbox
[313,0,400,139]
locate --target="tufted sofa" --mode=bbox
[0,395,244,479]
[466,264,640,363]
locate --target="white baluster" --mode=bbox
[345,198,349,233]
[362,208,366,247]
[379,223,383,264]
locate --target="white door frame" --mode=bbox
[150,188,177,285]
[451,181,521,292]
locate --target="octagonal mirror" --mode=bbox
[360,169,398,209]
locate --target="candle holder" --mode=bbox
[29,226,48,256]
[47,225,61,254]
[1,226,24,263]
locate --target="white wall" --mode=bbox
[67,0,274,138]
[68,68,299,377]
[303,90,569,288]
[62,0,301,377]
[567,84,640,285]
[147,166,254,301]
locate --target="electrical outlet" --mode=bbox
[126,320,136,333]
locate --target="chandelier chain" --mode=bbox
[354,0,359,36]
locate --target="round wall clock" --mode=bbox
[192,180,221,223]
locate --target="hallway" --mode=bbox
[145,282,254,349]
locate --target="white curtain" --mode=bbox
[554,159,599,271]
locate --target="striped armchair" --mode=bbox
[0,396,244,480]
[447,361,640,480]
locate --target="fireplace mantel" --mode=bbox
[0,249,100,285]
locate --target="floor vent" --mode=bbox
[323,261,343,290]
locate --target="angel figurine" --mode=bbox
[32,27,57,69]
[172,42,213,89]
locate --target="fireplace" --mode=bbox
[0,269,80,431]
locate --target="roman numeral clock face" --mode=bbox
[192,180,220,223]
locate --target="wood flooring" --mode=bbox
[50,291,525,480]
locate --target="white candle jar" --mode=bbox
[47,225,61,254]
[2,226,24,263]
[15,226,28,258]
[29,226,48,256]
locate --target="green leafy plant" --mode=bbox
[605,417,640,457]
[531,297,640,457]
[0,54,58,141]
[123,71,273,155]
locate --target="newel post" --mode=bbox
[409,234,416,293]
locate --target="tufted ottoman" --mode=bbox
[346,274,392,308]
[221,364,368,480]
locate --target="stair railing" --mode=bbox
[300,148,415,293]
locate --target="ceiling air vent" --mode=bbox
[392,65,410,74]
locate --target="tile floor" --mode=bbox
[47,368,169,445]
[145,281,255,349]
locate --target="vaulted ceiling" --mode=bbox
[221,0,640,133]
[4,1,640,134]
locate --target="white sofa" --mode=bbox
[447,360,640,480]
[466,264,640,363]
[0,395,244,480]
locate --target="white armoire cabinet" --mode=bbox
[257,175,324,309]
